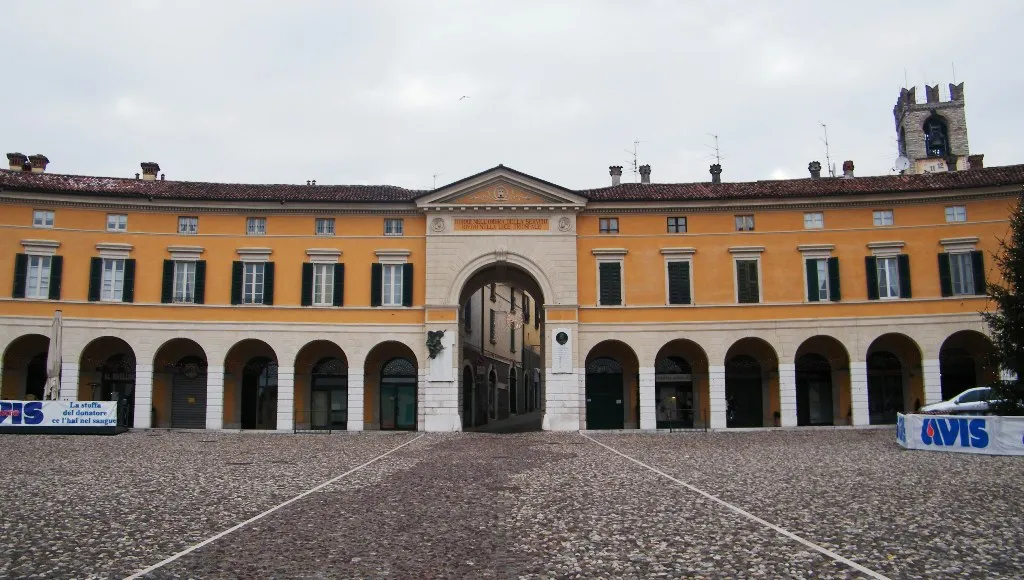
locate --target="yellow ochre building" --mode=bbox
[0,83,1019,432]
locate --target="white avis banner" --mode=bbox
[897,413,1024,456]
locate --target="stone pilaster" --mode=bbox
[543,368,581,431]
[850,361,870,426]
[206,364,224,430]
[639,366,655,430]
[347,367,364,431]
[424,324,460,431]
[133,363,153,429]
[709,364,726,428]
[922,358,942,406]
[59,361,79,400]
[276,365,294,431]
[778,363,797,427]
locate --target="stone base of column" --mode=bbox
[133,363,154,429]
[639,367,655,430]
[778,363,797,428]
[922,358,942,406]
[709,365,726,429]
[543,369,581,431]
[347,374,365,432]
[424,413,461,431]
[850,361,870,426]
[59,361,79,401]
[206,365,225,430]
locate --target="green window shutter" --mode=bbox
[230,261,243,305]
[402,263,414,307]
[805,259,819,302]
[88,257,103,302]
[827,257,841,302]
[161,260,174,303]
[300,263,313,306]
[737,260,758,304]
[667,261,691,305]
[370,263,382,307]
[194,261,207,304]
[263,262,275,305]
[897,254,912,298]
[12,253,27,298]
[599,262,622,305]
[122,259,136,303]
[938,253,953,297]
[747,261,760,303]
[48,255,63,300]
[333,263,345,306]
[865,256,879,300]
[736,261,748,303]
[970,251,986,295]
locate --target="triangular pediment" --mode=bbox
[415,165,587,208]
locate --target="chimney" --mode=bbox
[6,152,27,172]
[709,163,722,184]
[639,164,651,184]
[140,162,160,181]
[609,165,622,186]
[842,160,855,178]
[28,154,49,173]
[968,154,984,170]
[808,161,822,179]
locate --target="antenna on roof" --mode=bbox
[624,139,646,183]
[819,122,835,177]
[706,133,722,164]
[432,171,443,189]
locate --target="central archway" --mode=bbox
[456,261,547,432]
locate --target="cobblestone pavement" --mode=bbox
[2,429,1022,579]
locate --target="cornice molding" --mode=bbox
[0,195,421,215]
[591,248,629,256]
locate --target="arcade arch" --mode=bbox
[1,334,49,400]
[866,333,922,424]
[939,330,997,401]
[584,340,639,430]
[724,338,778,428]
[152,338,208,429]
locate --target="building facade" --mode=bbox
[1,86,1019,432]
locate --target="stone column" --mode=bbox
[544,324,581,431]
[639,366,656,430]
[59,361,79,400]
[778,363,797,427]
[423,325,460,432]
[709,364,726,428]
[850,361,870,426]
[276,365,294,432]
[347,365,364,432]
[133,362,154,429]
[206,364,224,430]
[922,358,942,406]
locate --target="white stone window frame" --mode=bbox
[246,216,267,236]
[307,248,343,307]
[872,209,894,227]
[592,248,628,307]
[178,216,199,235]
[106,213,128,233]
[945,205,968,223]
[315,217,336,236]
[803,212,824,230]
[940,237,980,296]
[384,218,404,236]
[168,246,205,303]
[32,209,55,228]
[20,240,60,300]
[95,243,133,302]
[729,246,765,304]
[236,248,272,305]
[661,247,696,306]
[375,249,411,307]
[734,214,755,232]
[867,241,905,300]
[798,244,834,303]
[236,247,272,262]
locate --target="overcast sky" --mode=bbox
[3,0,1022,190]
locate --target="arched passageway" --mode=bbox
[153,338,208,429]
[866,333,922,424]
[939,331,997,401]
[224,339,278,430]
[2,334,49,400]
[794,335,852,426]
[724,338,778,428]
[79,337,136,425]
[365,341,418,431]
[294,341,348,431]
[584,340,639,430]
[653,339,710,429]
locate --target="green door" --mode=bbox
[380,357,417,431]
[585,357,624,430]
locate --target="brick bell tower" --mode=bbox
[893,82,979,174]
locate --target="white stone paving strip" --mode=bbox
[581,433,891,580]
[122,434,426,580]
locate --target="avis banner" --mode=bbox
[897,413,1024,456]
[0,400,119,429]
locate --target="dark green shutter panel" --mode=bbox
[88,257,103,302]
[746,261,759,303]
[402,263,413,307]
[805,259,819,302]
[122,259,136,303]
[12,253,28,298]
[599,262,622,305]
[970,251,985,295]
[161,260,174,303]
[48,255,63,300]
[736,261,748,303]
[737,260,758,304]
[263,262,275,305]
[230,261,243,305]
[370,263,382,307]
[937,253,953,297]
[194,261,207,304]
[333,263,345,306]
[897,254,912,298]
[667,261,691,305]
[300,263,313,306]
[865,256,879,300]
[827,257,841,301]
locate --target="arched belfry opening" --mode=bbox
[923,114,950,158]
[456,261,546,432]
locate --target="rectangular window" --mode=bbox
[510,323,516,353]
[173,261,196,303]
[489,282,496,302]
[876,256,900,298]
[873,210,894,226]
[812,259,829,300]
[945,206,967,223]
[803,212,824,229]
[384,219,404,236]
[382,263,403,306]
[949,253,975,295]
[598,262,623,305]
[510,288,516,313]
[667,217,687,233]
[25,255,52,298]
[599,218,619,234]
[101,258,126,302]
[522,295,529,323]
[246,217,267,236]
[666,261,692,305]
[315,218,335,236]
[312,263,335,305]
[32,210,54,228]
[489,309,497,344]
[178,216,198,235]
[243,262,266,304]
[735,215,755,232]
[735,259,760,303]
[106,214,128,232]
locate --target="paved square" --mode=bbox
[1,429,1022,578]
